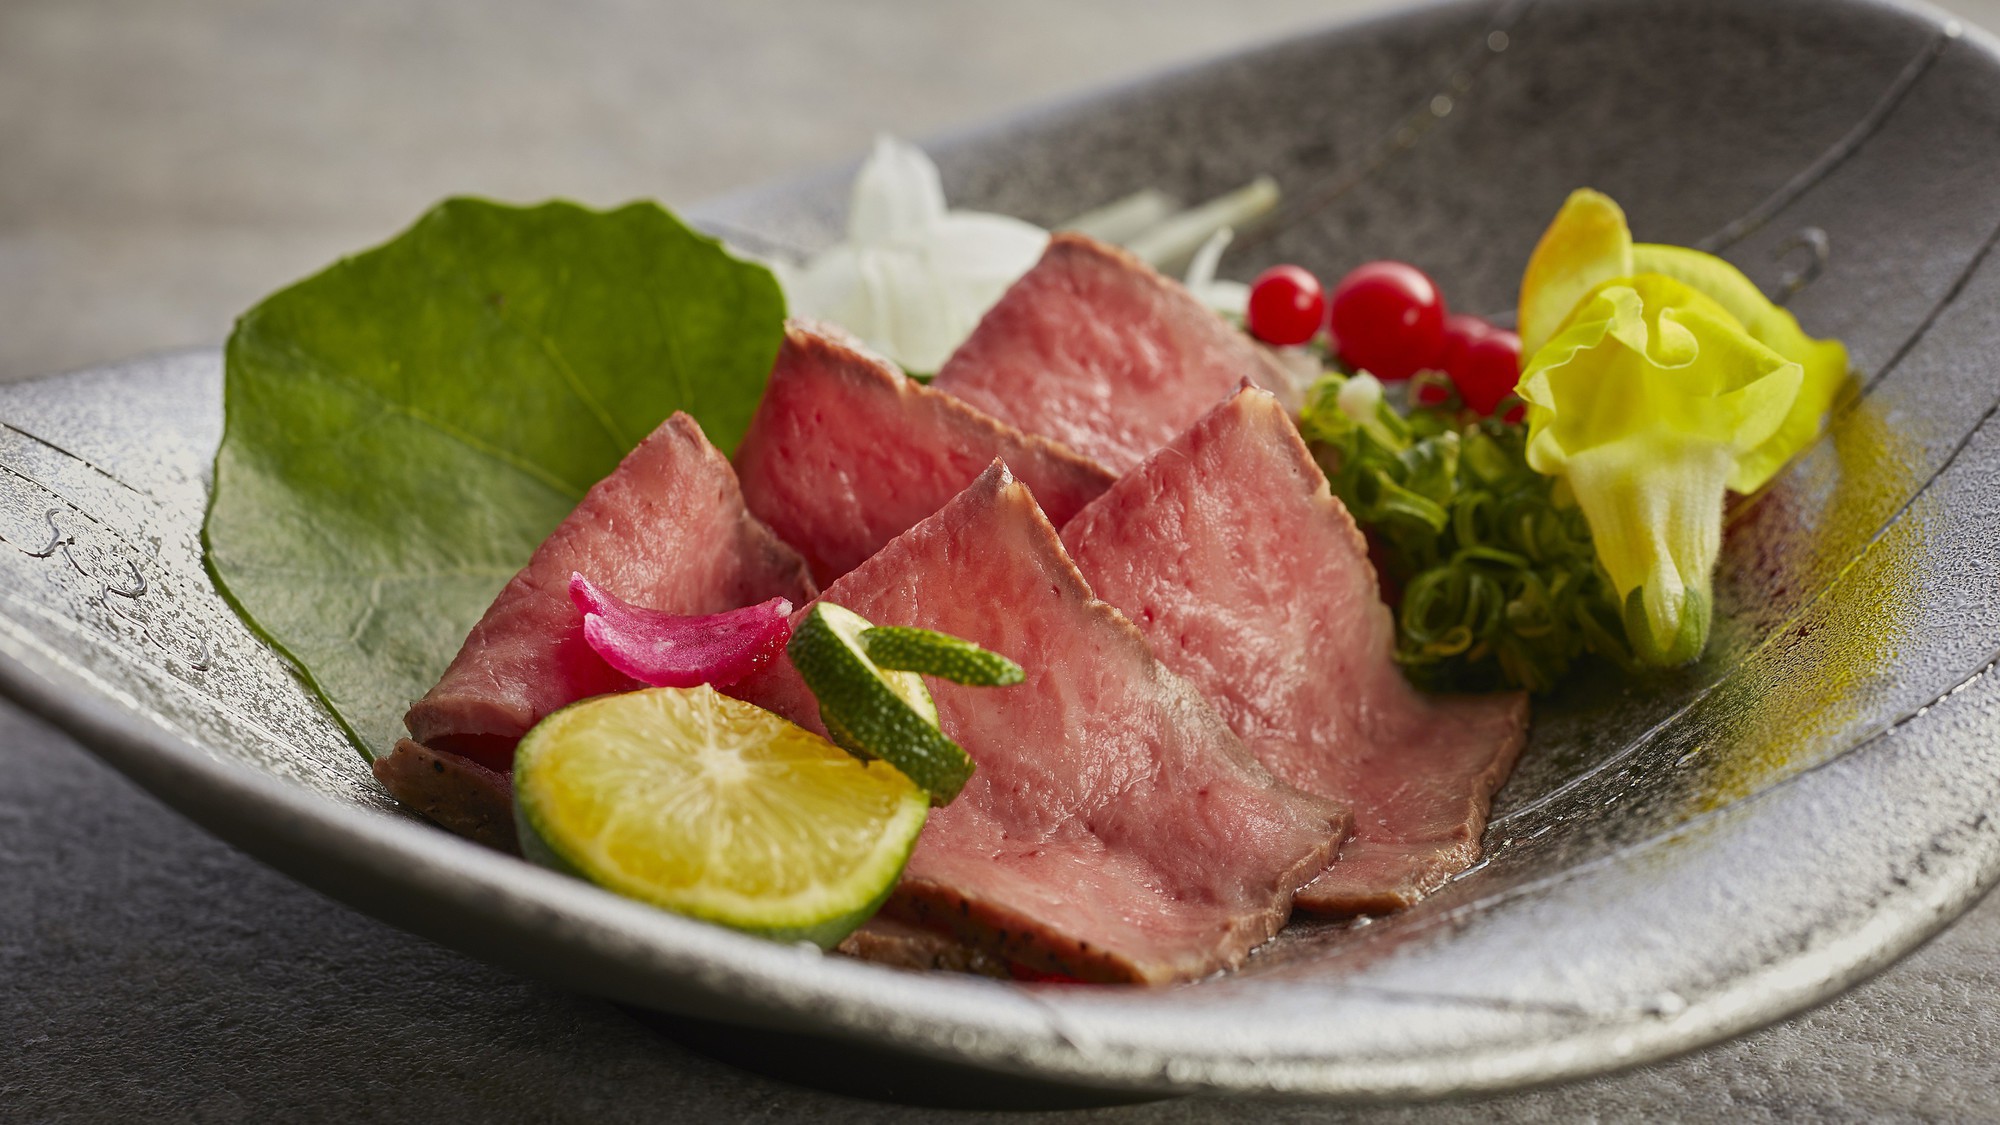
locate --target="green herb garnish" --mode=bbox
[1299,373,1630,692]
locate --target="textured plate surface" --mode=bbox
[3,0,1999,1101]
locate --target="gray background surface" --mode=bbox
[5,1,2000,1119]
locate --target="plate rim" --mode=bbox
[12,0,2000,1099]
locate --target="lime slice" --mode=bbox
[512,684,927,948]
[860,626,1025,687]
[787,603,976,803]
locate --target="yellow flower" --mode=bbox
[1518,189,1633,357]
[1515,190,1848,665]
[1625,242,1850,490]
[1519,276,1800,664]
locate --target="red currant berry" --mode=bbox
[1327,261,1447,381]
[1450,327,1523,416]
[1246,265,1327,347]
[1410,369,1456,408]
[1437,314,1491,378]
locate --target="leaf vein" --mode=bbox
[533,327,634,457]
[267,339,590,501]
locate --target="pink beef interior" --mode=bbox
[732,461,1345,983]
[732,321,1114,586]
[1060,387,1530,916]
[930,233,1298,475]
[402,413,815,772]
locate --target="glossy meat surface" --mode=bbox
[930,233,1297,474]
[733,321,1114,585]
[735,462,1343,981]
[1061,387,1529,914]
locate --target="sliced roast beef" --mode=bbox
[733,321,1115,585]
[372,739,518,852]
[733,461,1345,983]
[929,233,1298,475]
[837,917,1008,978]
[404,413,814,773]
[1060,387,1529,915]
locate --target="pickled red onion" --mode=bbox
[568,572,793,688]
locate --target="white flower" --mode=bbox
[1183,227,1249,318]
[783,136,1049,374]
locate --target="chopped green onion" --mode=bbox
[1300,372,1631,693]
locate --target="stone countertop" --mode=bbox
[4,1,2000,1119]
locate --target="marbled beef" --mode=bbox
[403,413,814,772]
[1060,387,1529,915]
[929,233,1298,474]
[733,321,1114,585]
[733,462,1344,982]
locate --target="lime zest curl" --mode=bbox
[860,626,1026,687]
[788,603,1023,803]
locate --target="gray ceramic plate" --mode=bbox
[6,0,1999,1103]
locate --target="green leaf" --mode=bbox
[203,197,786,759]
